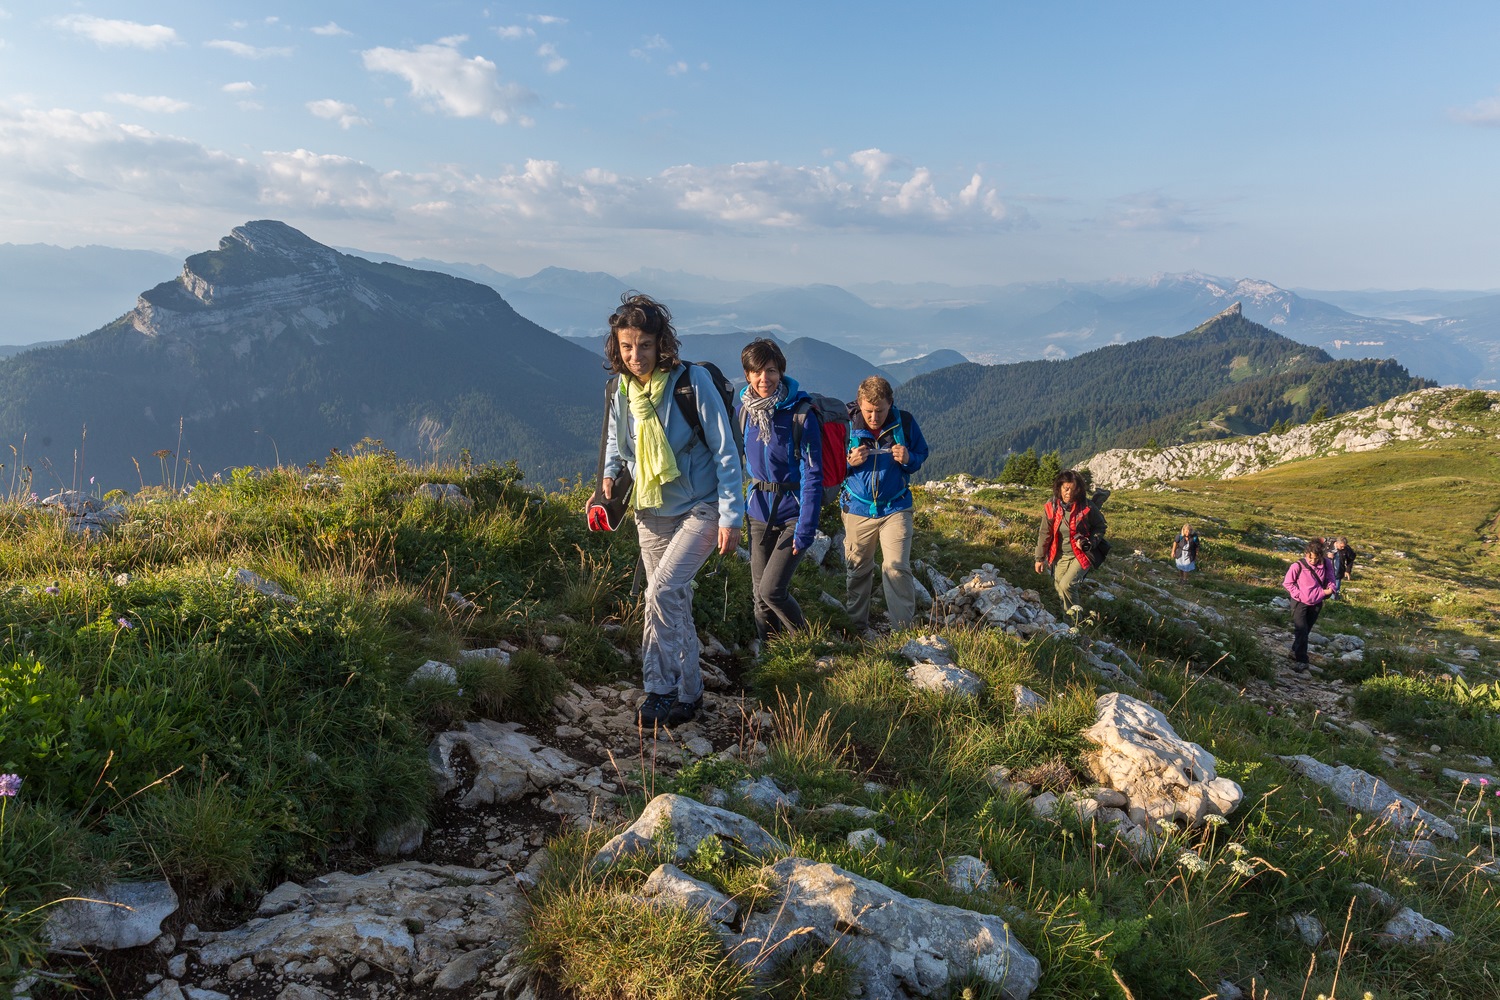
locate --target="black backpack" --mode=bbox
[672,361,744,455]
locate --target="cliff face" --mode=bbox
[0,221,605,488]
[1083,388,1500,489]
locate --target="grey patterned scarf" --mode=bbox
[741,380,789,439]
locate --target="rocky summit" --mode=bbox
[0,221,605,488]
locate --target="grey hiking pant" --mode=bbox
[636,501,718,703]
[749,518,807,642]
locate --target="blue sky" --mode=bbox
[1,2,1498,288]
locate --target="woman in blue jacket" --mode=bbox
[841,376,929,636]
[737,338,823,645]
[601,294,744,728]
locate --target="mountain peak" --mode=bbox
[227,220,339,265]
[1218,301,1243,319]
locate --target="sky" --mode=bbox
[1,2,1498,290]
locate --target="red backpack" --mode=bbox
[792,393,849,489]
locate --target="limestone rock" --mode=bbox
[374,818,426,858]
[944,855,996,894]
[1013,685,1047,715]
[429,720,583,808]
[409,660,458,686]
[637,864,738,928]
[197,862,524,979]
[225,567,297,604]
[906,662,985,699]
[732,858,1040,1000]
[1277,755,1457,839]
[847,828,887,850]
[1082,693,1242,826]
[899,635,956,666]
[593,794,786,867]
[1380,907,1454,947]
[415,483,473,510]
[732,775,801,811]
[45,881,178,952]
[804,531,833,567]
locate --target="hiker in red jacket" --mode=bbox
[1282,538,1336,669]
[1033,469,1106,616]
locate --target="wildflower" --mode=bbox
[43,584,59,595]
[1226,841,1248,856]
[90,476,95,485]
[0,773,21,797]
[1483,778,1490,787]
[1176,850,1210,874]
[1230,859,1256,878]
[1204,814,1228,828]
[117,617,133,630]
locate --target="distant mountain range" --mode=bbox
[0,222,605,490]
[0,243,180,347]
[900,304,1434,479]
[326,255,1500,389]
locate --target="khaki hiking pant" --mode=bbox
[842,508,915,630]
[1052,550,1087,610]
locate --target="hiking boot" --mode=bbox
[637,692,677,728]
[665,697,702,726]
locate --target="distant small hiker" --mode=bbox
[1171,522,1200,581]
[1331,535,1357,598]
[600,293,744,728]
[737,338,823,645]
[1283,538,1336,669]
[1033,469,1107,616]
[841,376,929,638]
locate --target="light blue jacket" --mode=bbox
[603,363,745,528]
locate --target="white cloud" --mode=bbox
[311,22,351,37]
[222,81,259,94]
[530,14,567,25]
[537,43,567,73]
[667,61,688,76]
[107,93,192,114]
[0,110,1022,241]
[1452,92,1500,126]
[206,39,293,59]
[307,99,369,129]
[55,14,177,49]
[496,25,534,40]
[362,38,534,124]
[237,101,263,112]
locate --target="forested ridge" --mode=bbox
[900,307,1433,478]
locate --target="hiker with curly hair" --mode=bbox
[1033,469,1106,614]
[601,293,744,727]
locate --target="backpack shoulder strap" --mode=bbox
[597,376,619,481]
[671,362,707,448]
[789,397,814,458]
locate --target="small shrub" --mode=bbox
[765,944,859,1000]
[1452,390,1493,415]
[1012,754,1077,794]
[505,650,568,720]
[523,885,750,1000]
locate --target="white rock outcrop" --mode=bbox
[732,858,1040,1000]
[592,794,787,867]
[196,863,524,978]
[429,720,583,807]
[1082,693,1243,826]
[1277,755,1457,839]
[45,881,178,951]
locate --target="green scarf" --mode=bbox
[623,370,679,510]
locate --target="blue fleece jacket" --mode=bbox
[603,363,745,527]
[841,404,928,518]
[736,376,824,550]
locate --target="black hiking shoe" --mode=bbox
[665,697,702,726]
[637,692,677,728]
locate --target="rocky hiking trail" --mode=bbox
[27,476,1500,1000]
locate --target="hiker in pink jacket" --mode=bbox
[1283,537,1337,669]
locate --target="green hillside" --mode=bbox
[900,305,1433,478]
